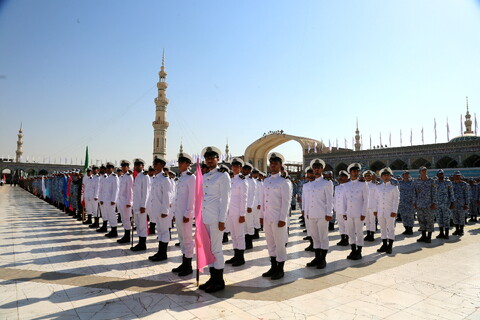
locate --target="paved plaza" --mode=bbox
[0,186,479,320]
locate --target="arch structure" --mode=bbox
[244,132,324,172]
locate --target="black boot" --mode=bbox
[117,229,131,243]
[205,268,225,293]
[377,239,388,253]
[245,234,253,250]
[76,211,83,221]
[337,234,349,246]
[404,226,413,235]
[386,239,394,254]
[367,230,375,242]
[83,214,93,225]
[452,225,460,235]
[459,225,464,236]
[417,231,427,242]
[328,222,335,231]
[253,228,260,239]
[225,249,238,264]
[262,257,277,277]
[89,217,100,228]
[352,246,362,260]
[232,250,245,266]
[304,237,314,251]
[149,242,168,261]
[317,249,327,269]
[105,226,118,238]
[271,261,285,280]
[425,232,432,243]
[96,221,108,232]
[199,267,215,290]
[306,249,321,267]
[130,236,147,251]
[436,227,445,239]
[347,244,357,259]
[364,231,371,241]
[178,257,193,276]
[172,255,187,273]
[222,232,229,243]
[149,222,156,235]
[444,228,450,239]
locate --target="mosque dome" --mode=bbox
[448,135,480,143]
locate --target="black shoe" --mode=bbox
[386,240,393,254]
[222,232,229,243]
[425,232,432,243]
[271,261,285,280]
[444,228,450,239]
[317,249,327,269]
[337,234,349,246]
[178,257,193,276]
[105,227,118,238]
[232,250,245,267]
[175,242,180,246]
[117,230,131,243]
[172,255,187,273]
[377,239,388,253]
[304,237,314,251]
[452,225,460,235]
[82,215,92,224]
[306,249,321,267]
[253,229,260,239]
[403,226,413,235]
[96,221,108,233]
[417,231,427,242]
[199,267,214,290]
[364,231,371,241]
[436,227,445,239]
[204,268,225,293]
[225,249,238,264]
[351,246,362,260]
[458,225,464,236]
[89,217,100,228]
[130,237,147,251]
[149,242,168,261]
[347,244,357,259]
[262,257,277,277]
[303,236,311,241]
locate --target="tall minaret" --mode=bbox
[225,139,230,162]
[354,118,361,151]
[179,141,183,154]
[16,123,23,162]
[464,96,473,135]
[152,50,169,160]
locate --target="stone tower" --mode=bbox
[464,97,473,135]
[225,140,230,162]
[15,123,23,162]
[152,50,169,160]
[354,119,361,151]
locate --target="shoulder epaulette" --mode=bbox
[239,174,245,180]
[126,172,130,175]
[143,172,148,175]
[112,173,117,176]
[187,172,192,175]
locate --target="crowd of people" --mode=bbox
[18,148,479,293]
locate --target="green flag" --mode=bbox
[83,146,89,173]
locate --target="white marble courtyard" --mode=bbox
[0,186,479,320]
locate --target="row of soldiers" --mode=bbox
[20,149,479,294]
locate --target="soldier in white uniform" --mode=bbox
[83,168,95,226]
[87,166,101,228]
[103,162,120,238]
[334,170,350,246]
[117,160,134,244]
[225,158,248,267]
[171,153,196,276]
[96,165,109,233]
[302,166,315,251]
[146,167,156,235]
[260,152,292,280]
[363,170,377,242]
[251,168,263,239]
[131,159,151,251]
[198,146,231,293]
[341,163,369,260]
[241,162,257,250]
[305,159,334,269]
[373,168,400,254]
[148,157,174,261]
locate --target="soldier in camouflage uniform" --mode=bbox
[434,169,455,239]
[451,171,470,236]
[468,180,478,222]
[398,171,415,235]
[413,167,437,243]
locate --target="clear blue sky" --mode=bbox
[1,0,479,165]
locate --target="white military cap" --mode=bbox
[338,170,350,177]
[86,167,92,172]
[243,162,253,170]
[268,152,285,163]
[230,157,244,166]
[362,170,373,177]
[251,167,260,173]
[379,167,393,176]
[201,146,222,157]
[177,153,193,163]
[310,158,326,168]
[154,157,167,164]
[120,160,131,166]
[304,166,312,173]
[106,162,115,168]
[347,162,362,172]
[133,158,146,165]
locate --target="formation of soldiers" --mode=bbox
[19,149,480,294]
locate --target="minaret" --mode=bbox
[464,96,473,135]
[225,140,230,162]
[354,118,361,151]
[179,140,183,154]
[152,49,169,160]
[15,123,23,162]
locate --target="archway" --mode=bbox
[463,154,480,168]
[436,156,458,169]
[390,159,408,170]
[335,162,348,174]
[411,158,431,169]
[370,160,386,172]
[38,169,48,176]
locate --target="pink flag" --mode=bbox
[194,160,215,272]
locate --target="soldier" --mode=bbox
[323,171,336,231]
[131,159,151,251]
[103,162,120,238]
[451,171,470,236]
[117,160,134,244]
[146,166,156,235]
[341,163,369,260]
[171,153,195,276]
[260,152,292,280]
[96,165,109,233]
[435,169,454,239]
[198,146,231,293]
[301,166,315,251]
[251,168,263,239]
[242,162,257,250]
[413,167,437,243]
[148,157,174,261]
[373,168,399,254]
[334,170,350,246]
[87,166,101,228]
[304,158,333,269]
[467,180,478,223]
[82,168,94,225]
[363,170,377,242]
[225,157,248,267]
[398,171,415,235]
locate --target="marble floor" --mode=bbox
[0,186,479,320]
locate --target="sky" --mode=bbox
[0,0,479,166]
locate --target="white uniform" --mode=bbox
[132,172,151,237]
[373,182,400,240]
[341,179,369,246]
[245,176,257,235]
[98,174,108,221]
[365,180,377,232]
[227,174,248,250]
[118,172,134,230]
[261,173,292,262]
[84,174,100,217]
[333,183,347,234]
[302,180,314,237]
[202,167,231,269]
[103,173,120,227]
[305,177,334,250]
[253,179,263,229]
[150,173,174,242]
[173,170,196,258]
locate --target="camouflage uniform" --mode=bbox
[413,178,437,232]
[468,182,478,220]
[452,181,470,226]
[398,180,415,228]
[435,179,455,228]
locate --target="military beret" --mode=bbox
[310,158,326,168]
[231,157,244,167]
[201,146,222,158]
[268,152,285,163]
[347,163,362,172]
[177,153,193,164]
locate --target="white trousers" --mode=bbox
[264,220,288,262]
[104,203,117,227]
[365,209,376,232]
[378,215,396,240]
[245,211,255,235]
[347,216,364,246]
[205,223,224,269]
[133,210,148,237]
[99,203,106,220]
[118,204,132,230]
[226,214,246,250]
[86,199,99,217]
[253,207,261,229]
[338,214,347,234]
[305,213,312,236]
[308,217,329,250]
[154,214,171,243]
[175,214,194,258]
